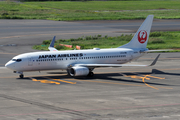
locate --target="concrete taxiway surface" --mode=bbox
[0,19,180,120]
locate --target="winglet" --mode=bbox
[48,36,58,51]
[49,36,56,47]
[149,54,160,66]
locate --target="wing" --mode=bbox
[75,54,160,68]
[48,36,58,51]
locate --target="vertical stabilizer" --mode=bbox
[119,15,154,49]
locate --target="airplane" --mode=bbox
[5,15,161,79]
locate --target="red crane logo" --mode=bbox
[138,30,147,44]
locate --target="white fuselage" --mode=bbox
[5,48,144,72]
[5,15,154,78]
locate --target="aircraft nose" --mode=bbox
[5,61,16,70]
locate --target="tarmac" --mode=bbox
[0,19,180,120]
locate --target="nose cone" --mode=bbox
[5,61,16,70]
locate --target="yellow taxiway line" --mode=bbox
[30,77,60,85]
[53,79,76,84]
[44,77,76,84]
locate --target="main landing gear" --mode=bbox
[88,68,94,77]
[14,71,24,79]
[88,72,94,77]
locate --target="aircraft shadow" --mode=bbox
[43,69,178,87]
[18,69,179,87]
[151,69,180,76]
[92,73,172,87]
[46,71,67,74]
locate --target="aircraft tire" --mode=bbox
[88,72,94,77]
[19,74,24,79]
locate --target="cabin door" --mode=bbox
[28,56,33,66]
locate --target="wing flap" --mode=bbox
[75,54,160,68]
[143,49,172,53]
[75,64,148,68]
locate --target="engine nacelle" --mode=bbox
[68,67,89,76]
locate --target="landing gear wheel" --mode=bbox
[19,74,24,79]
[88,72,94,77]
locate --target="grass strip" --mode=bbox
[1,1,180,21]
[33,31,180,52]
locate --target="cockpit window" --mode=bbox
[12,59,22,62]
[12,59,16,61]
[16,59,22,62]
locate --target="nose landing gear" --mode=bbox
[14,71,24,79]
[19,74,24,79]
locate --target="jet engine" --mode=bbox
[68,66,89,76]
